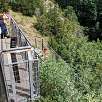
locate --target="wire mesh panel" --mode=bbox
[9,19,30,48]
[32,59,40,98]
[17,30,28,47]
[0,48,40,102]
[0,14,40,102]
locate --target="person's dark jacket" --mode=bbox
[0,20,7,34]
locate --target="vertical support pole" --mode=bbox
[42,39,44,51]
[18,30,21,47]
[7,53,16,102]
[28,50,34,100]
[16,27,19,47]
[0,53,10,102]
[33,58,40,98]
[35,38,37,48]
[9,65,16,102]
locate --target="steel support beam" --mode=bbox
[2,46,32,53]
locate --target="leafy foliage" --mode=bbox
[10,0,43,16]
[55,0,102,40]
[35,2,102,101]
[35,5,82,37]
[35,6,63,36]
[39,60,79,102]
[37,43,102,102]
[48,30,102,102]
[63,6,78,22]
[0,1,9,13]
[50,27,102,102]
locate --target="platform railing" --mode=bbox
[8,14,43,61]
[0,14,40,102]
[0,53,9,102]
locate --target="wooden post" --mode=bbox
[35,38,37,48]
[42,39,44,51]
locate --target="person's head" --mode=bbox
[0,14,3,20]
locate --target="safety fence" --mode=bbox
[0,15,40,102]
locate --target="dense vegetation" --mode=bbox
[0,0,8,12]
[35,0,102,101]
[56,0,102,40]
[39,60,75,102]
[9,0,43,16]
[1,0,102,102]
[36,4,102,101]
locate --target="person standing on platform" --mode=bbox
[0,15,7,39]
[0,27,2,38]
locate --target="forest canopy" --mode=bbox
[56,0,102,40]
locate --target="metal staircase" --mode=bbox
[0,15,40,102]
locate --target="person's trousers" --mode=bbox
[1,33,7,39]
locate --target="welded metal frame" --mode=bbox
[0,15,40,102]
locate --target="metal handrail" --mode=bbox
[0,14,41,101]
[8,15,43,62]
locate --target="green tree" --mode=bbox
[10,0,42,16]
[35,6,64,36]
[63,6,78,22]
[56,0,100,40]
[0,1,9,12]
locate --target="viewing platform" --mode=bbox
[0,14,40,102]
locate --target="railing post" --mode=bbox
[28,51,34,99]
[7,53,16,102]
[33,58,40,98]
[42,39,44,51]
[35,38,37,48]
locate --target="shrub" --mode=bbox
[0,2,9,13]
[10,0,43,16]
[39,60,79,102]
